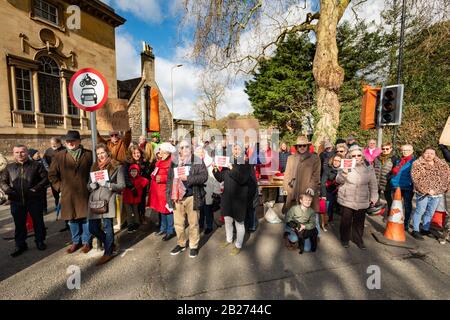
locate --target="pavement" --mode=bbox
[0,195,449,300]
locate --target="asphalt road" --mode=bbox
[0,197,449,300]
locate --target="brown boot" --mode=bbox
[284,238,297,251]
[96,255,113,266]
[66,243,82,254]
[80,244,91,254]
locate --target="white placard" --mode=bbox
[174,166,190,179]
[340,159,356,170]
[90,170,109,183]
[214,156,230,167]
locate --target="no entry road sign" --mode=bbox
[69,68,109,112]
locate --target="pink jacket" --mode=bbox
[364,148,381,164]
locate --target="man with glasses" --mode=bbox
[335,143,348,158]
[97,129,131,164]
[373,142,395,210]
[49,131,93,254]
[283,136,321,215]
[166,140,208,258]
[390,144,415,231]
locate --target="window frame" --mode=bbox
[31,0,64,30]
[15,67,34,112]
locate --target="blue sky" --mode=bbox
[100,0,384,120]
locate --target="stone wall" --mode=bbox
[0,134,94,160]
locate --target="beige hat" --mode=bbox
[294,136,312,146]
[324,141,333,149]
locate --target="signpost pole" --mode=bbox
[91,111,97,162]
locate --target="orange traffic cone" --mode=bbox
[26,212,34,234]
[384,187,406,242]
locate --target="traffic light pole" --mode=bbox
[393,0,407,152]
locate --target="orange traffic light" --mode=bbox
[360,85,381,130]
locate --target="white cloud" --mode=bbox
[341,0,385,28]
[106,0,164,24]
[115,31,141,80]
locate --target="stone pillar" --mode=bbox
[61,76,69,129]
[32,71,41,128]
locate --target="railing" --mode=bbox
[12,111,36,127]
[67,116,81,129]
[40,114,65,128]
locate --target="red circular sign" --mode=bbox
[68,68,109,112]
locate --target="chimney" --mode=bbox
[141,42,155,81]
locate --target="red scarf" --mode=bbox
[97,157,111,171]
[392,155,412,176]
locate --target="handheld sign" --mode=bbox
[214,156,230,167]
[340,158,356,170]
[174,166,190,179]
[90,170,109,183]
[69,68,109,112]
[439,116,450,146]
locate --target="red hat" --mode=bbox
[129,164,140,174]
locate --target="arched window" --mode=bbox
[38,56,61,114]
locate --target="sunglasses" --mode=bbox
[351,154,363,158]
[110,134,118,137]
[382,148,391,151]
[297,145,308,148]
[336,150,345,153]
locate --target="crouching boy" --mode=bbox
[284,193,318,254]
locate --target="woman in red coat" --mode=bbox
[148,142,175,240]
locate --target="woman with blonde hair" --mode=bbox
[124,143,156,224]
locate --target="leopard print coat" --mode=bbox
[411,156,450,195]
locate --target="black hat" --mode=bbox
[63,130,81,141]
[28,148,39,158]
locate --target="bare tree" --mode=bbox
[181,0,359,146]
[195,71,226,121]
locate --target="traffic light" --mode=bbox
[360,85,381,130]
[378,84,404,126]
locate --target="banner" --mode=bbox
[148,87,160,132]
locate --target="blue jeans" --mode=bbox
[412,193,442,232]
[285,225,317,252]
[160,213,174,235]
[392,189,414,230]
[68,218,90,245]
[89,218,114,256]
[199,205,214,230]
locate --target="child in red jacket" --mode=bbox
[123,164,149,233]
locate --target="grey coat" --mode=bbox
[336,163,379,210]
[87,160,125,220]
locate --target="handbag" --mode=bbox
[90,200,108,214]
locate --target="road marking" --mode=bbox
[120,249,134,257]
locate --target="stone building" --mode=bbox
[117,43,172,142]
[0,0,125,156]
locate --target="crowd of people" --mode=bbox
[0,129,449,264]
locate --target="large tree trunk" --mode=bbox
[312,0,346,148]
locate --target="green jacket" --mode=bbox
[286,205,316,230]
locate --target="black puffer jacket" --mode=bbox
[0,159,48,204]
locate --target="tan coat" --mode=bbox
[48,147,93,220]
[97,130,131,164]
[283,152,321,212]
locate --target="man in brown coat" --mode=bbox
[48,130,93,254]
[283,136,321,214]
[97,129,131,163]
